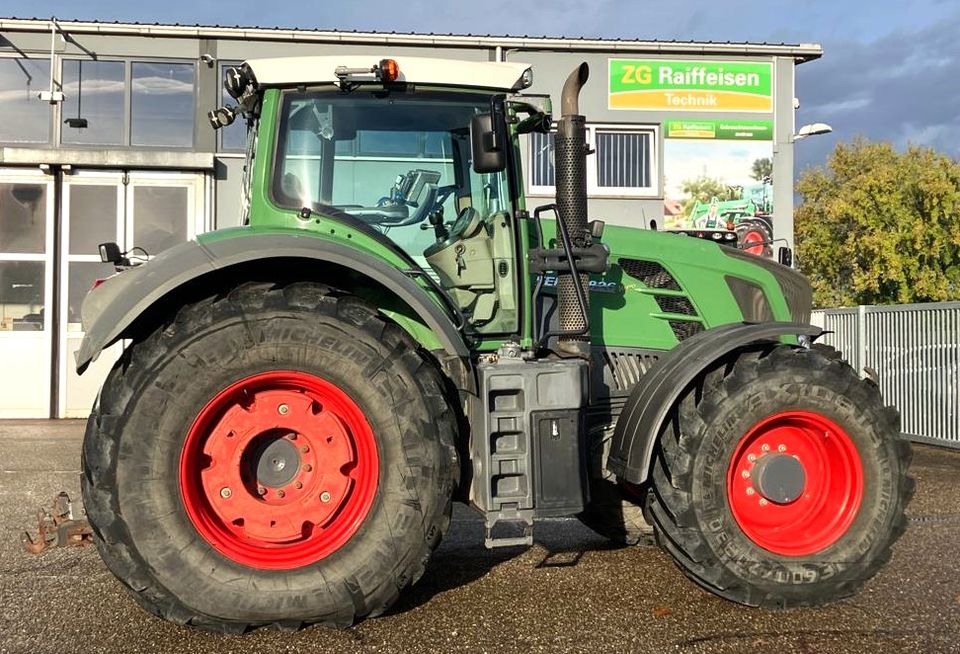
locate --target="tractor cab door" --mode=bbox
[272,87,520,335]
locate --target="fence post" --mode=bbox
[857,304,867,373]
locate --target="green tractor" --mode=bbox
[687,183,774,257]
[77,56,912,632]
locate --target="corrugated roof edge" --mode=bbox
[0,17,823,62]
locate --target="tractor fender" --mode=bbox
[606,322,823,485]
[75,232,470,374]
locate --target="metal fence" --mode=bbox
[811,302,960,448]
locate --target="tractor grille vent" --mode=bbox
[619,259,681,291]
[669,320,704,341]
[619,258,704,342]
[654,295,697,316]
[600,349,661,392]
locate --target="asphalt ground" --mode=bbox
[1,420,959,654]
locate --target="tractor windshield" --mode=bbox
[272,87,512,262]
[272,87,518,333]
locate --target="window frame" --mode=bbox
[526,129,557,197]
[0,54,54,146]
[525,122,660,199]
[58,57,198,150]
[587,123,659,198]
[129,59,198,149]
[59,57,129,147]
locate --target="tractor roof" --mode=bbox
[245,56,533,92]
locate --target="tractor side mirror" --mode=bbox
[98,242,123,265]
[470,113,506,174]
[778,246,794,267]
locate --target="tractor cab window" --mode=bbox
[273,88,518,334]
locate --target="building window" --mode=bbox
[0,57,51,144]
[592,128,655,195]
[0,180,48,331]
[528,131,556,192]
[527,124,659,198]
[131,62,196,147]
[61,60,126,146]
[61,59,196,148]
[334,131,455,159]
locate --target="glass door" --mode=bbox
[125,172,206,255]
[0,168,54,418]
[59,171,125,418]
[59,171,206,418]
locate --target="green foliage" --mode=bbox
[795,139,960,307]
[751,157,773,181]
[680,176,739,215]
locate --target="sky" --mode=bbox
[3,0,959,174]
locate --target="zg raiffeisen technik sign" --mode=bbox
[609,59,773,112]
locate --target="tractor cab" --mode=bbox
[212,56,551,334]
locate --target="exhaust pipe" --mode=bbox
[554,63,591,357]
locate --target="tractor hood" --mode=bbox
[542,221,813,350]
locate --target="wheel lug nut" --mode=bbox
[277,489,285,498]
[320,491,332,503]
[220,487,232,499]
[741,470,750,479]
[303,464,312,472]
[294,481,303,489]
[300,445,310,453]
[287,432,297,440]
[778,444,787,453]
[747,454,756,463]
[746,487,755,496]
[257,486,267,496]
[278,404,289,415]
[759,498,769,506]
[761,444,770,453]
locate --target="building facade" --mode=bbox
[0,18,821,418]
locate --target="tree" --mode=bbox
[679,175,738,215]
[795,139,960,308]
[751,157,773,181]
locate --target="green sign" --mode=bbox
[665,119,774,141]
[609,59,774,112]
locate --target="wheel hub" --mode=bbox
[179,371,379,570]
[727,411,864,557]
[752,453,805,504]
[250,435,301,488]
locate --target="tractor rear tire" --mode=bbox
[647,345,912,607]
[81,281,459,632]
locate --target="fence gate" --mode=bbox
[812,302,960,448]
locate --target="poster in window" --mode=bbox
[662,119,775,258]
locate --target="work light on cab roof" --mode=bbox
[332,58,400,83]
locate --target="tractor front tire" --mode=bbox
[647,345,912,607]
[81,281,458,632]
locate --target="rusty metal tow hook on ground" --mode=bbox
[21,491,94,554]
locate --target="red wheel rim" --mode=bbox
[742,230,765,256]
[179,371,379,570]
[727,411,863,556]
